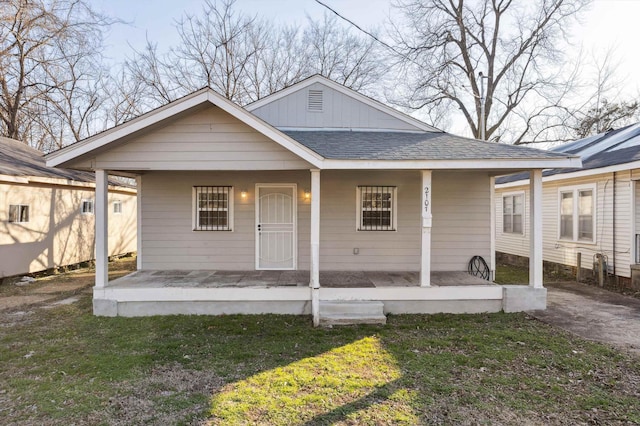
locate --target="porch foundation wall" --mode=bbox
[98,300,312,317]
[502,286,547,312]
[384,300,502,314]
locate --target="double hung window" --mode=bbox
[193,186,233,231]
[357,186,397,231]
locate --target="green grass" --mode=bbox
[1,293,639,425]
[494,262,530,284]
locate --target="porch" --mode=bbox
[91,270,544,319]
[106,269,493,289]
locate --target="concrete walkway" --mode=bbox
[531,281,640,354]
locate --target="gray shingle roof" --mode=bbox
[496,123,640,184]
[0,137,128,186]
[283,131,575,161]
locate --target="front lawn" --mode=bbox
[1,293,639,425]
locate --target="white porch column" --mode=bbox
[136,175,142,270]
[420,170,432,287]
[489,176,496,281]
[310,169,321,326]
[95,169,109,288]
[529,169,543,288]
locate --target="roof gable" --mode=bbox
[46,88,324,169]
[246,75,440,132]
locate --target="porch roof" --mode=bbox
[284,130,577,162]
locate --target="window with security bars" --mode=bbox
[9,204,29,223]
[502,193,524,234]
[193,186,233,231]
[357,186,397,231]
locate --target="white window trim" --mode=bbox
[192,186,234,231]
[8,204,30,223]
[501,191,525,236]
[557,183,597,244]
[355,186,398,231]
[81,199,94,215]
[113,200,122,214]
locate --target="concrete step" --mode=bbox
[319,301,386,325]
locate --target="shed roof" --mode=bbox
[496,123,640,184]
[284,131,574,161]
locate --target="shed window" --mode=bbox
[9,204,29,223]
[558,185,595,243]
[113,200,122,214]
[193,186,233,231]
[81,199,94,214]
[357,186,397,231]
[502,193,524,234]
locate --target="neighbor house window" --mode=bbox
[113,200,122,214]
[357,186,397,231]
[502,193,524,234]
[81,199,94,214]
[193,186,233,231]
[558,185,595,242]
[9,204,29,223]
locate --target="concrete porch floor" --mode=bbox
[106,270,494,288]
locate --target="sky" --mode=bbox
[95,0,640,134]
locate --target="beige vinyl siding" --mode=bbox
[140,171,311,270]
[495,170,634,277]
[87,104,312,170]
[251,82,422,131]
[318,171,420,271]
[431,171,492,271]
[141,170,492,272]
[0,182,136,278]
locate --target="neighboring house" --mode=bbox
[0,137,137,278]
[495,123,640,287]
[45,75,580,324]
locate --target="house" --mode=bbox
[45,75,580,325]
[0,136,137,279]
[495,123,640,288]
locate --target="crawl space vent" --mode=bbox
[308,90,323,112]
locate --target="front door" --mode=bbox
[256,184,297,270]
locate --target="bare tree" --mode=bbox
[570,49,640,138]
[389,0,590,143]
[0,0,113,149]
[303,13,385,93]
[123,1,387,109]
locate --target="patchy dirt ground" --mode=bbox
[0,257,136,312]
[531,281,640,354]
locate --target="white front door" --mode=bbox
[256,184,297,270]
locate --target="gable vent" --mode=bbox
[308,90,323,112]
